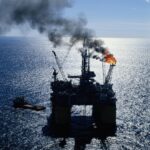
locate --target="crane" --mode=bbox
[52,51,67,81]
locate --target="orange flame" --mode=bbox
[104,54,117,65]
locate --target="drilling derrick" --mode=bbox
[81,49,92,82]
[81,49,88,81]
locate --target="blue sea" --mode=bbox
[0,36,149,150]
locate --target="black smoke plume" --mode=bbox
[0,0,94,46]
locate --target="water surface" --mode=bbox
[0,37,149,149]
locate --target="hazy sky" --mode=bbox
[64,0,150,38]
[5,0,150,38]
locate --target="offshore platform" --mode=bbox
[43,40,117,149]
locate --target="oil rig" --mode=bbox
[44,40,117,148]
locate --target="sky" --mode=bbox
[64,0,150,38]
[5,0,150,38]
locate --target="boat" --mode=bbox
[13,96,46,111]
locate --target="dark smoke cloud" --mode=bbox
[0,0,94,46]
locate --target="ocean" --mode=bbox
[0,36,149,149]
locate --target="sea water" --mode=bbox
[0,36,149,149]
